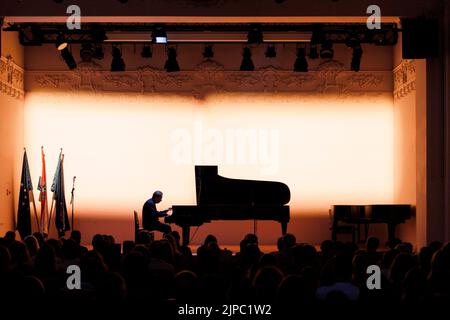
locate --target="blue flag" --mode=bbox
[17,150,34,239]
[52,152,70,237]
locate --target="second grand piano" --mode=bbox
[165,166,291,246]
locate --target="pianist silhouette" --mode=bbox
[142,191,172,235]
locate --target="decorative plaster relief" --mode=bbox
[393,59,416,99]
[0,56,24,100]
[27,59,392,100]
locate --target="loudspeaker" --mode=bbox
[402,17,439,59]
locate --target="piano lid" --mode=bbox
[195,166,291,206]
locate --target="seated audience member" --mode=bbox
[24,235,40,259]
[70,230,88,255]
[9,241,32,273]
[4,231,16,246]
[32,232,46,247]
[365,236,381,265]
[174,270,198,302]
[316,254,360,301]
[389,252,417,300]
[253,266,284,302]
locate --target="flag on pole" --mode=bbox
[51,151,70,237]
[38,147,49,235]
[17,150,34,239]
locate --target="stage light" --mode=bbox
[345,32,360,49]
[202,45,214,59]
[265,44,277,58]
[308,45,319,59]
[247,26,264,44]
[294,47,308,72]
[141,44,153,58]
[310,27,324,45]
[164,47,180,72]
[351,45,363,72]
[320,41,334,59]
[152,26,168,44]
[55,34,68,51]
[111,46,126,72]
[60,47,77,70]
[93,44,104,60]
[240,47,255,71]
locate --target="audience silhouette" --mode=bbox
[0,230,449,317]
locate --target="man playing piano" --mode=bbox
[142,191,172,235]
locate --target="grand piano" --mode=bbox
[165,166,291,246]
[331,204,413,242]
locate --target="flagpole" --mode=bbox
[48,198,54,236]
[30,191,41,234]
[70,176,76,231]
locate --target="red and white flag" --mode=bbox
[38,146,49,235]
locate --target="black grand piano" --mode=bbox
[165,166,291,246]
[331,204,413,242]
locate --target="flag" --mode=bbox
[17,150,34,239]
[51,151,70,237]
[38,147,49,235]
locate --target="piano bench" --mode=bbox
[331,225,357,243]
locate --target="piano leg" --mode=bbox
[182,225,190,247]
[281,222,287,235]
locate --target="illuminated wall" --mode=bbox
[23,90,394,244]
[0,30,24,236]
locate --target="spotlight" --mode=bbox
[111,46,125,72]
[141,44,153,58]
[320,41,334,59]
[351,45,363,72]
[152,26,168,44]
[80,43,94,62]
[310,27,324,45]
[308,45,319,59]
[164,47,180,72]
[265,44,277,58]
[93,44,104,60]
[247,26,264,44]
[55,34,68,51]
[240,47,255,71]
[202,45,214,59]
[60,47,77,70]
[345,32,360,48]
[294,47,308,72]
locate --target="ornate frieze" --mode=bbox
[26,59,393,99]
[393,59,416,99]
[0,55,24,100]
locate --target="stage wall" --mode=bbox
[23,90,394,245]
